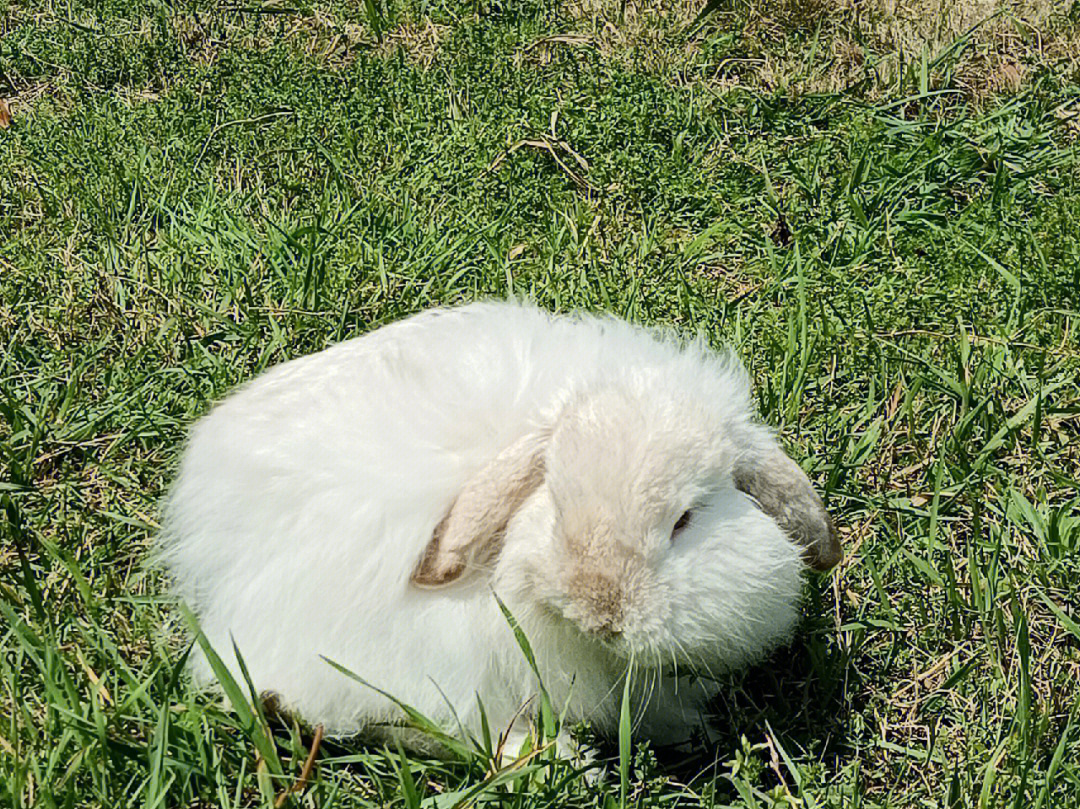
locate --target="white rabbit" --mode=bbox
[158,300,840,749]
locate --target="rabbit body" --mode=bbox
[161,301,836,743]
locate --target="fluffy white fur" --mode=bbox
[159,301,816,745]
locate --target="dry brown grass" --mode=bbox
[558,0,1080,99]
[0,5,453,124]
[375,18,452,67]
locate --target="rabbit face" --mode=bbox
[498,383,807,668]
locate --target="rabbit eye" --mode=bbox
[671,510,693,539]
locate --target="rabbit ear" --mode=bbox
[735,447,841,571]
[411,432,548,588]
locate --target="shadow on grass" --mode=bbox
[661,602,861,792]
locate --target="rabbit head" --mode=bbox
[411,361,840,671]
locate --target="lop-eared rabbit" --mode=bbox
[160,301,840,751]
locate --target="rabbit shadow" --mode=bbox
[655,598,860,788]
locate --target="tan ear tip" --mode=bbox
[410,555,466,588]
[807,542,843,571]
[807,514,842,571]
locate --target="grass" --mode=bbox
[2,0,1080,806]
[563,0,1080,99]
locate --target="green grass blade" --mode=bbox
[618,660,633,809]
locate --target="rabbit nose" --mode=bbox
[568,570,626,636]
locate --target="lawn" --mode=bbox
[2,0,1080,806]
